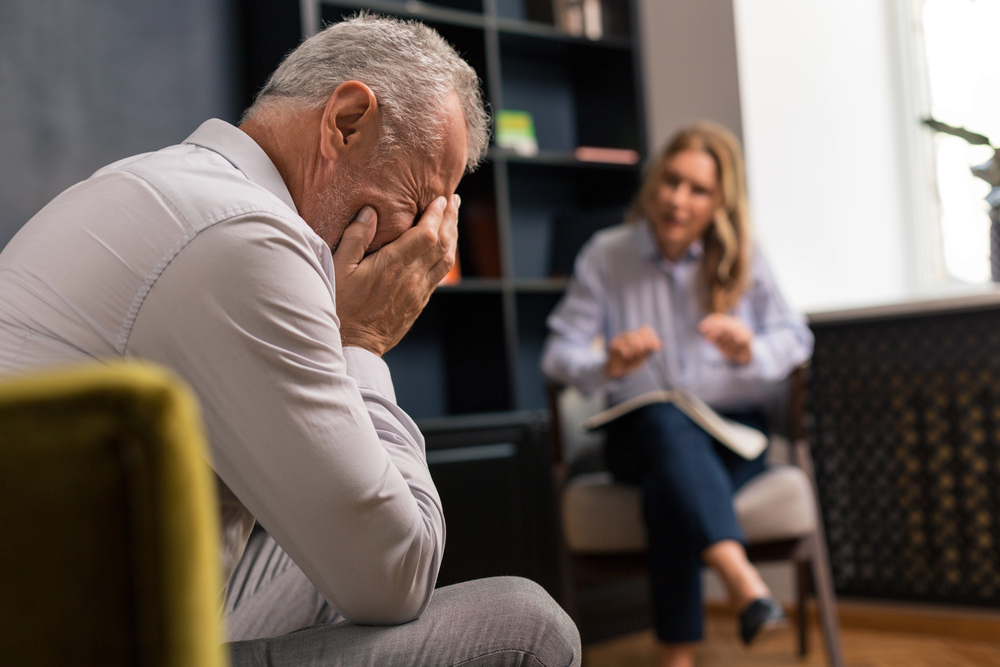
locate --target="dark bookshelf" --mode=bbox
[242,0,646,418]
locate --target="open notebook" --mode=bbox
[581,389,768,460]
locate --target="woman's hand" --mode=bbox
[605,325,663,378]
[698,313,753,365]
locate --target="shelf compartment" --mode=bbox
[456,161,502,279]
[320,0,486,27]
[515,291,565,411]
[383,295,449,419]
[385,291,512,417]
[495,0,553,23]
[506,160,639,280]
[498,29,639,153]
[495,0,633,42]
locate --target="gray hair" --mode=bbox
[242,12,490,171]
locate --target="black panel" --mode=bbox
[420,411,560,599]
[441,293,512,414]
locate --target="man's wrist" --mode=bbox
[340,330,386,357]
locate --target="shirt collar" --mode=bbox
[635,218,704,266]
[183,119,298,214]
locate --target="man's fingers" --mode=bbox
[381,197,450,265]
[439,193,460,262]
[416,194,460,285]
[333,206,377,274]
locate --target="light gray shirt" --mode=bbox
[0,119,445,625]
[541,220,814,412]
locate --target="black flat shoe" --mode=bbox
[739,597,787,645]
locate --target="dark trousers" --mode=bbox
[605,402,767,643]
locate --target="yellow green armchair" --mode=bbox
[0,361,226,667]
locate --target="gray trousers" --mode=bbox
[224,526,581,667]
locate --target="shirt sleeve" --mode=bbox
[729,249,814,383]
[540,239,614,395]
[126,215,444,626]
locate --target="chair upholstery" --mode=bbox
[0,361,227,667]
[735,465,817,542]
[563,465,817,554]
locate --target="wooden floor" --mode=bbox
[583,612,1000,667]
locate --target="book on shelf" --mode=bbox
[459,199,501,278]
[553,0,602,39]
[582,390,768,460]
[439,254,461,286]
[495,109,538,157]
[574,146,640,165]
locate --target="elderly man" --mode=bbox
[0,13,580,667]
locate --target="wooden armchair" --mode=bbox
[548,366,844,666]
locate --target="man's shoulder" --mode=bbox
[96,143,299,234]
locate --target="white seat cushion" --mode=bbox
[735,465,817,542]
[561,466,817,554]
[562,472,646,553]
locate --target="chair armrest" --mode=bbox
[547,382,567,468]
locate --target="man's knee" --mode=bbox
[435,576,581,667]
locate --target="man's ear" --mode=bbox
[319,80,380,163]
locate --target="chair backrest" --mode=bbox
[0,362,227,667]
[553,385,606,467]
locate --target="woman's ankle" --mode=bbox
[702,539,771,610]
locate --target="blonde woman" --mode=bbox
[541,123,813,667]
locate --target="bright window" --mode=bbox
[920,0,1000,284]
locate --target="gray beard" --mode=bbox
[309,169,368,252]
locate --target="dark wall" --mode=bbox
[0,0,242,250]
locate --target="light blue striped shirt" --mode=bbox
[541,219,813,412]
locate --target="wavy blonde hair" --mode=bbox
[628,122,752,313]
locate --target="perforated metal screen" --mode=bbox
[808,307,1000,605]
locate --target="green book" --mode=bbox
[495,109,538,156]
